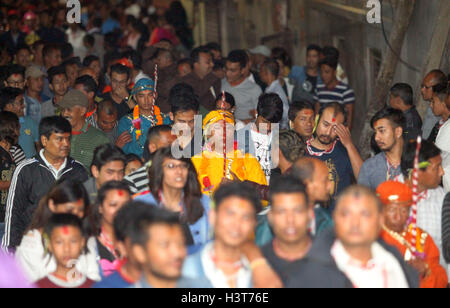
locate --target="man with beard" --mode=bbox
[304,103,362,212]
[358,108,405,190]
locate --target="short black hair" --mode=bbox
[75,75,98,94]
[110,63,131,79]
[97,99,118,117]
[61,43,74,60]
[91,144,126,173]
[390,83,414,106]
[47,65,67,84]
[15,44,31,55]
[62,57,80,68]
[0,111,19,145]
[43,43,61,60]
[262,58,279,77]
[307,44,322,54]
[319,56,338,70]
[177,58,193,68]
[190,46,210,64]
[0,87,23,110]
[129,206,181,247]
[279,130,306,163]
[83,55,100,67]
[213,182,262,216]
[288,101,315,121]
[370,107,406,130]
[401,139,441,177]
[216,91,235,108]
[113,201,156,243]
[271,47,291,67]
[83,34,95,48]
[169,84,199,114]
[5,64,25,79]
[257,93,284,124]
[125,153,143,166]
[292,158,315,183]
[226,50,248,69]
[321,46,339,61]
[44,213,84,239]
[318,102,347,125]
[269,174,309,206]
[39,116,72,140]
[205,42,221,53]
[152,48,175,63]
[147,125,173,144]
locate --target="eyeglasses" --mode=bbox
[163,163,188,170]
[6,79,24,87]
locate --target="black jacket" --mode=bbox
[2,154,88,251]
[285,228,420,288]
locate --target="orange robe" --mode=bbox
[380,226,448,288]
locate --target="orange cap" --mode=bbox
[376,181,413,206]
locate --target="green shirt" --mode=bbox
[70,121,110,171]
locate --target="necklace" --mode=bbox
[306,137,337,157]
[99,227,119,260]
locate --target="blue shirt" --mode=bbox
[92,271,133,288]
[18,116,39,158]
[134,192,211,249]
[25,93,50,125]
[289,66,322,92]
[118,113,172,158]
[358,152,402,190]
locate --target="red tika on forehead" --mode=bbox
[332,118,336,123]
[62,226,69,235]
[117,190,124,197]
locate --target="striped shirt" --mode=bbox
[443,193,450,266]
[314,81,355,108]
[124,165,149,195]
[9,146,26,165]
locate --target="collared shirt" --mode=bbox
[70,121,110,170]
[39,149,67,180]
[358,152,402,190]
[435,120,450,193]
[25,93,50,125]
[314,81,355,108]
[403,107,423,143]
[331,240,408,288]
[200,243,252,288]
[265,80,290,129]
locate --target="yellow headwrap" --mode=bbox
[202,110,235,132]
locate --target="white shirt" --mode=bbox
[331,240,408,288]
[39,150,67,180]
[396,174,447,270]
[435,120,450,193]
[15,230,100,282]
[201,243,252,288]
[265,80,290,129]
[250,130,273,184]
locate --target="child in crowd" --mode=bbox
[94,181,131,277]
[35,214,95,288]
[15,180,99,282]
[124,154,143,176]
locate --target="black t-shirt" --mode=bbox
[261,240,308,285]
[102,93,132,121]
[305,73,318,94]
[0,147,15,222]
[305,141,354,212]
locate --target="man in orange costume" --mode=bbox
[376,181,448,288]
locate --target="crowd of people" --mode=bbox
[0,0,449,289]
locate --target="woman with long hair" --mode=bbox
[134,147,210,251]
[93,181,131,278]
[15,179,100,282]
